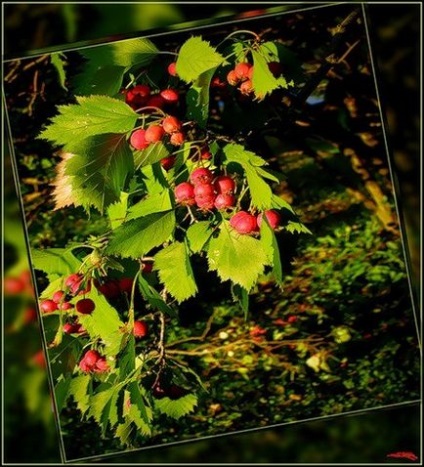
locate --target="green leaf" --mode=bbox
[271,194,296,215]
[31,248,81,277]
[176,36,225,83]
[231,284,249,317]
[186,221,213,253]
[89,385,120,435]
[39,95,138,149]
[137,275,177,318]
[126,189,173,221]
[251,49,288,100]
[154,393,198,419]
[64,133,134,212]
[50,53,68,90]
[106,210,176,259]
[74,38,159,96]
[260,218,283,284]
[223,143,273,210]
[186,67,216,128]
[117,335,136,381]
[207,221,268,291]
[68,374,91,415]
[285,220,312,235]
[127,381,152,436]
[54,377,72,412]
[115,420,134,446]
[259,41,304,83]
[76,287,125,357]
[133,141,170,169]
[153,241,198,303]
[108,192,129,229]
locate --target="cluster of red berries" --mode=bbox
[4,270,34,296]
[130,114,185,153]
[125,84,179,112]
[227,62,255,96]
[79,349,109,374]
[230,209,281,235]
[175,167,236,211]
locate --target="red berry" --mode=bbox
[32,349,46,368]
[194,183,215,198]
[201,148,212,160]
[4,277,26,294]
[230,211,258,234]
[119,278,133,296]
[247,66,255,80]
[190,167,214,185]
[160,155,176,171]
[175,182,196,205]
[227,69,239,86]
[195,195,215,210]
[70,279,91,296]
[160,89,179,104]
[211,76,225,88]
[65,273,82,288]
[142,262,154,274]
[59,301,74,311]
[146,95,166,109]
[170,131,185,146]
[76,298,95,315]
[52,290,66,303]
[130,129,151,150]
[234,62,252,81]
[168,62,178,76]
[41,299,58,313]
[63,323,79,334]
[93,357,109,373]
[257,210,281,230]
[133,320,148,338]
[96,280,121,299]
[239,79,253,96]
[214,193,235,210]
[23,307,38,324]
[145,125,165,143]
[79,359,91,373]
[162,116,182,134]
[83,349,101,367]
[287,315,298,324]
[214,175,235,194]
[125,84,151,109]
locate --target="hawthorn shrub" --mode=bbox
[29,28,315,447]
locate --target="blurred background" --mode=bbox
[3,2,421,464]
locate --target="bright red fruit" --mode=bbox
[83,349,101,366]
[190,167,214,185]
[287,315,298,324]
[125,84,151,109]
[41,299,58,313]
[227,69,239,86]
[133,320,148,338]
[168,62,178,76]
[214,175,235,194]
[162,116,182,134]
[96,280,121,299]
[160,89,179,103]
[257,210,281,230]
[195,196,215,210]
[24,307,38,324]
[4,277,26,294]
[63,323,80,334]
[146,95,166,109]
[119,278,134,296]
[70,279,91,296]
[142,261,154,273]
[239,79,253,95]
[52,290,66,303]
[32,350,46,368]
[194,183,215,198]
[230,211,258,234]
[59,301,74,311]
[93,357,109,373]
[201,148,212,160]
[247,65,255,80]
[65,273,83,288]
[145,125,165,143]
[214,193,235,210]
[234,62,252,81]
[175,182,196,205]
[130,129,151,150]
[170,131,185,146]
[76,298,95,315]
[160,155,176,171]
